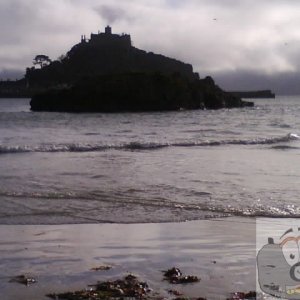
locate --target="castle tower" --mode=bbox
[105,25,112,35]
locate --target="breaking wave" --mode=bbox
[1,189,300,225]
[0,133,299,155]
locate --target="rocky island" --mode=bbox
[13,26,255,111]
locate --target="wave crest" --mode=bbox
[0,133,298,154]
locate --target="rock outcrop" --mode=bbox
[30,73,253,112]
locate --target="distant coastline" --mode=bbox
[229,90,275,98]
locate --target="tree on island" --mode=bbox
[33,55,52,68]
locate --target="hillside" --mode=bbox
[25,26,198,89]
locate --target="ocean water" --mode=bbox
[0,97,300,224]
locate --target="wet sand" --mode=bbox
[0,217,256,300]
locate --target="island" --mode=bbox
[2,26,255,111]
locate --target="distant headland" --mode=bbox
[229,90,275,99]
[2,26,254,111]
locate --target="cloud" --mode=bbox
[0,0,101,69]
[0,0,299,93]
[90,0,300,75]
[213,69,300,95]
[95,5,133,24]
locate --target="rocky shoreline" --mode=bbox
[30,73,253,112]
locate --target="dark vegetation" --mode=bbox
[33,55,52,69]
[0,79,30,98]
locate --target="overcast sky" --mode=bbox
[0,0,300,94]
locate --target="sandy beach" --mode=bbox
[0,217,256,300]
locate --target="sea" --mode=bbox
[0,96,300,225]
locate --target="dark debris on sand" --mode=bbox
[9,274,37,286]
[45,266,257,300]
[47,274,151,300]
[90,265,112,271]
[163,267,200,284]
[227,291,256,300]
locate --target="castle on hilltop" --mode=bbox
[80,26,131,49]
[25,24,200,91]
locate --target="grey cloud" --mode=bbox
[95,5,133,24]
[213,70,300,95]
[0,0,100,69]
[0,1,38,44]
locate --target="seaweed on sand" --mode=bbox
[47,274,151,300]
[163,267,200,284]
